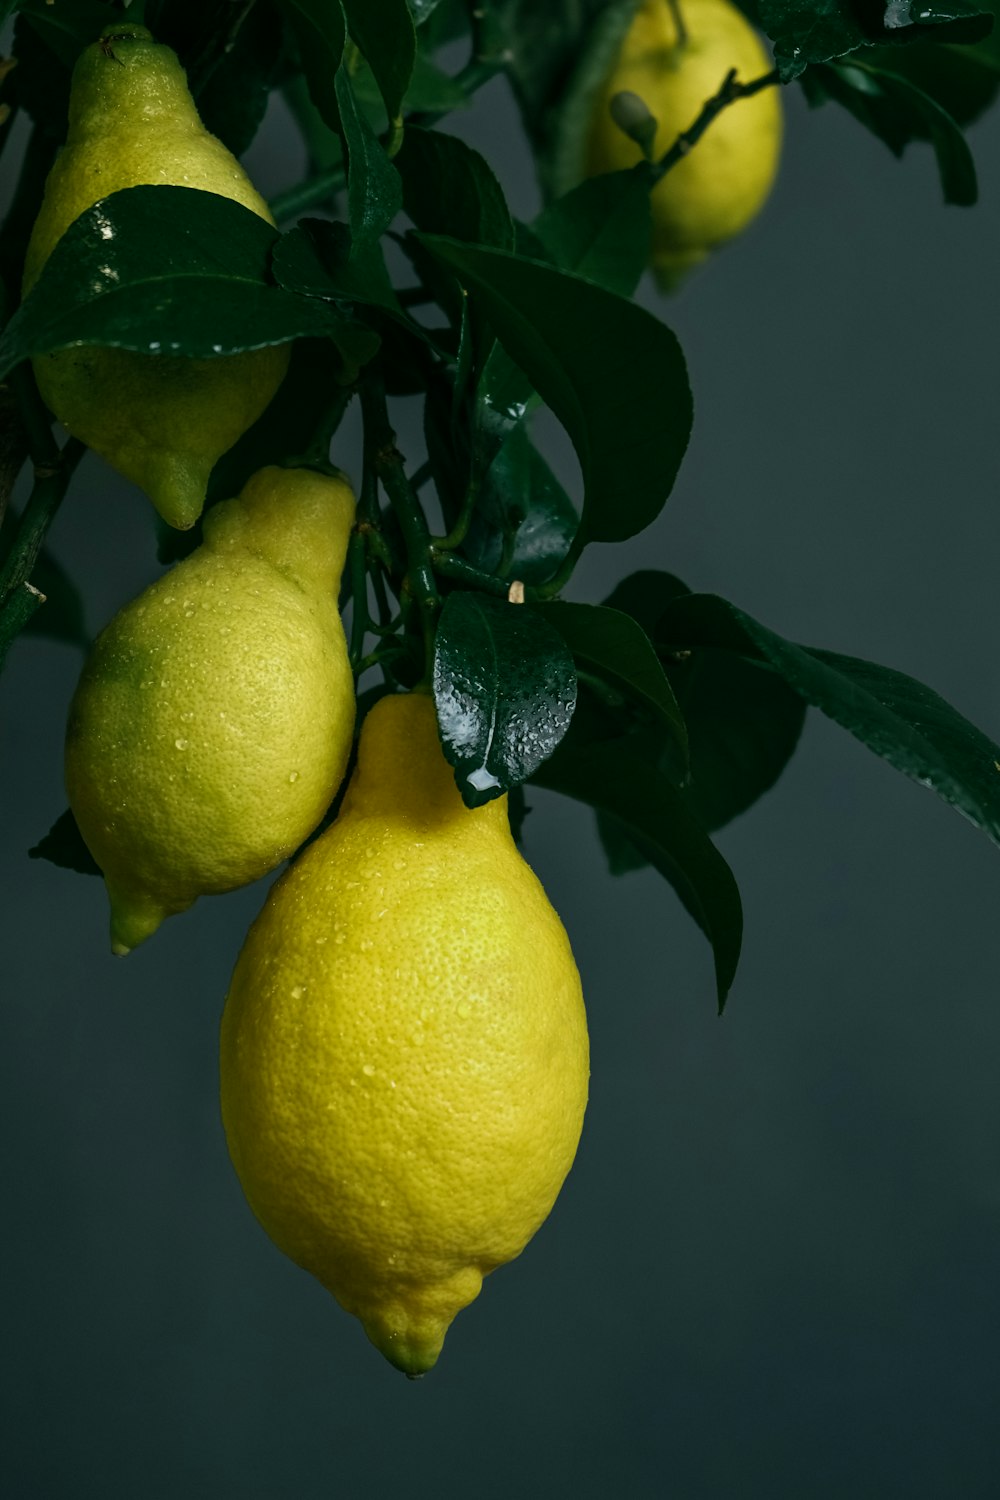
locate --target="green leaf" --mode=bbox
[495,0,640,194]
[602,569,806,831]
[190,1,282,157]
[532,166,653,296]
[274,219,423,333]
[533,600,688,765]
[531,720,744,1010]
[660,593,1000,847]
[463,422,579,585]
[433,592,577,807]
[758,0,995,82]
[0,187,379,377]
[278,0,347,131]
[343,0,417,123]
[420,237,693,548]
[17,0,112,69]
[29,808,101,877]
[807,59,977,203]
[397,127,514,249]
[666,650,806,832]
[861,37,1000,123]
[335,64,404,250]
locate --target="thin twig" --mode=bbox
[652,67,780,182]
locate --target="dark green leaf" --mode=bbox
[861,36,1000,122]
[665,649,806,832]
[8,12,74,138]
[808,58,977,203]
[278,0,347,131]
[660,593,1000,847]
[531,721,744,1010]
[534,600,688,762]
[433,591,577,807]
[603,567,691,634]
[603,569,805,831]
[495,0,639,194]
[17,0,112,69]
[532,166,652,296]
[421,237,693,547]
[397,127,514,249]
[274,219,405,317]
[335,65,404,250]
[0,187,379,377]
[463,423,579,585]
[190,0,282,157]
[343,0,417,123]
[759,0,994,82]
[29,807,101,876]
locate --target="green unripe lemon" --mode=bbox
[587,0,782,287]
[220,692,590,1376]
[23,25,290,530]
[66,466,356,954]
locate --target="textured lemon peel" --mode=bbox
[66,466,356,953]
[220,692,590,1376]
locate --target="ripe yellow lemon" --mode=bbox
[66,467,356,954]
[587,0,782,286]
[22,25,290,530]
[220,691,590,1375]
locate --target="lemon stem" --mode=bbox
[651,66,780,182]
[666,0,689,48]
[360,371,439,677]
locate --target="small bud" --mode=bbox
[609,90,659,160]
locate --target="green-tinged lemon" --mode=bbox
[23,25,290,529]
[66,466,356,953]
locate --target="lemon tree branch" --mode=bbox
[652,65,781,182]
[360,370,439,675]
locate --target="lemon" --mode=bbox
[587,0,782,286]
[220,691,590,1376]
[22,24,290,530]
[66,466,356,954]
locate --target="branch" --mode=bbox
[359,371,439,677]
[652,67,780,182]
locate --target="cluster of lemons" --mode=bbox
[24,1,778,1374]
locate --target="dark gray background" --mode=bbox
[2,62,999,1500]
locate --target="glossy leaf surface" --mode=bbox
[0,187,379,376]
[758,0,994,80]
[433,592,577,807]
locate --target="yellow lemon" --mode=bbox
[587,0,782,286]
[66,467,356,954]
[22,24,290,530]
[220,691,590,1376]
